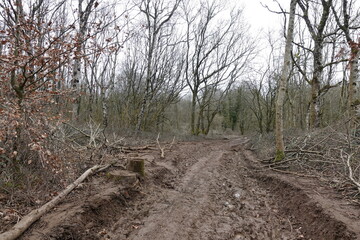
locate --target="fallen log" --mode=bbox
[0,164,109,240]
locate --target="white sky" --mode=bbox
[238,0,289,32]
[234,0,290,69]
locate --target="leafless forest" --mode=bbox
[1,0,360,239]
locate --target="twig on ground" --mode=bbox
[260,157,274,163]
[265,158,297,167]
[285,149,323,155]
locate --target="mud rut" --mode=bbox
[20,138,360,240]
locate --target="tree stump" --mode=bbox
[127,159,145,177]
[106,170,138,187]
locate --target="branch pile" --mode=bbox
[264,126,360,198]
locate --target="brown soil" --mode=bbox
[4,137,360,239]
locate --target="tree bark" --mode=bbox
[190,90,197,134]
[347,43,360,120]
[331,0,359,119]
[72,0,96,121]
[297,0,332,129]
[275,0,296,161]
[309,40,323,128]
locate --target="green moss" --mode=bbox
[275,150,285,162]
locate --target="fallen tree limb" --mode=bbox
[285,149,323,155]
[120,145,157,153]
[0,164,108,240]
[265,157,297,167]
[260,157,275,163]
[345,152,360,192]
[124,145,155,150]
[62,121,92,139]
[62,122,104,147]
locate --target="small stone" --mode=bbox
[234,192,241,199]
[227,204,235,210]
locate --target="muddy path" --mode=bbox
[19,138,360,240]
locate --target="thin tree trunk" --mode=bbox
[72,59,81,120]
[190,90,197,134]
[101,86,108,130]
[348,44,360,119]
[275,0,296,161]
[309,74,321,128]
[72,0,96,121]
[309,40,323,128]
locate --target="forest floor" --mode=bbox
[2,136,360,239]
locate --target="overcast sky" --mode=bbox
[234,0,290,67]
[239,0,289,32]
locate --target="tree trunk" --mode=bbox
[196,104,205,135]
[72,0,96,121]
[275,0,296,161]
[101,86,108,131]
[309,40,323,129]
[190,90,197,134]
[309,75,321,128]
[72,58,81,120]
[348,44,360,119]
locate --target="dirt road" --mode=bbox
[20,137,360,240]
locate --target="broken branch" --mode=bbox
[345,152,360,192]
[157,133,165,158]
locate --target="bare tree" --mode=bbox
[72,0,97,120]
[183,0,255,135]
[135,0,182,132]
[275,0,297,161]
[295,0,338,128]
[331,0,360,120]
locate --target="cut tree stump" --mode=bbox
[127,159,145,177]
[106,170,138,187]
